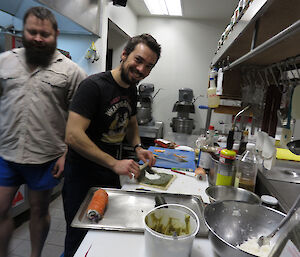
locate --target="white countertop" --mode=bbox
[74,167,216,257]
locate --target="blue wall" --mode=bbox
[0,10,101,75]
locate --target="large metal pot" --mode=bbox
[204,200,285,257]
[208,154,219,186]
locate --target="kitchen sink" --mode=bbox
[261,160,300,184]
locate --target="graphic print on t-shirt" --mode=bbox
[102,97,132,143]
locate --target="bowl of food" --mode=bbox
[204,200,286,257]
[205,185,261,204]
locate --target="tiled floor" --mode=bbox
[9,194,65,257]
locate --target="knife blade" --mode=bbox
[153,154,179,163]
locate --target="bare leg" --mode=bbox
[28,188,52,257]
[0,186,19,257]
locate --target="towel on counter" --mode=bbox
[276,148,300,162]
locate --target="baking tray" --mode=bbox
[71,187,208,237]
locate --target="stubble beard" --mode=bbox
[120,60,142,87]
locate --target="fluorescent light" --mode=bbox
[144,0,182,16]
[144,0,167,15]
[165,0,182,16]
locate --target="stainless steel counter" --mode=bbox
[257,162,300,213]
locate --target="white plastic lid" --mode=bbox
[246,142,256,150]
[261,195,278,206]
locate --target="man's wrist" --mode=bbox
[133,143,143,152]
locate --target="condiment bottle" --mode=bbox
[207,68,220,108]
[234,142,257,192]
[215,149,236,186]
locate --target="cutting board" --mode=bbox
[143,146,196,170]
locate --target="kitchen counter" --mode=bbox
[74,168,217,257]
[257,166,300,213]
[73,158,300,256]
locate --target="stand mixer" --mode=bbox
[137,83,154,125]
[170,88,195,134]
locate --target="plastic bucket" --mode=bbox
[144,204,199,257]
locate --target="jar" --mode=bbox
[215,149,236,186]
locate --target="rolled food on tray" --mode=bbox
[86,188,108,222]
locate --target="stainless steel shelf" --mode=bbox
[211,0,271,66]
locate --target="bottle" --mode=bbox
[197,125,216,170]
[238,129,249,155]
[234,142,258,192]
[207,125,215,146]
[207,68,220,108]
[215,149,236,186]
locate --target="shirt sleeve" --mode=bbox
[69,77,101,120]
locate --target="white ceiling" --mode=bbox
[127,0,239,20]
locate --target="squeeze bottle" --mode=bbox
[207,68,220,108]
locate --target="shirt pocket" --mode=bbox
[40,71,68,89]
[0,70,24,96]
[38,71,68,102]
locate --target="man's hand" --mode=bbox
[51,155,66,178]
[112,159,141,179]
[135,148,156,167]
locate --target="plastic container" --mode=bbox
[144,204,199,257]
[215,149,236,186]
[261,195,278,210]
[234,142,258,192]
[207,69,220,108]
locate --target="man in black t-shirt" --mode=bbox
[62,34,161,257]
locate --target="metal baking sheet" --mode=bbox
[71,187,208,237]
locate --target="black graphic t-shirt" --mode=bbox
[68,71,137,162]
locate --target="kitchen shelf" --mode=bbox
[212,0,300,68]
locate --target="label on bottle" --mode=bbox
[216,163,233,186]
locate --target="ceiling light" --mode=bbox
[144,0,182,16]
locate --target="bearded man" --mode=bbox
[0,6,86,257]
[62,34,161,256]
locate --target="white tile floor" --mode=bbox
[9,194,65,257]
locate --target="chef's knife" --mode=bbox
[153,154,179,163]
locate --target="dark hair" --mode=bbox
[124,33,161,61]
[23,6,58,31]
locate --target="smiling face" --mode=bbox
[22,14,58,67]
[120,43,158,86]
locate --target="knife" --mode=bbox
[153,154,179,163]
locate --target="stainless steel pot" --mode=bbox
[208,154,219,186]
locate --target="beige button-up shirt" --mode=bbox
[0,48,87,164]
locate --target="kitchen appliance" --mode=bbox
[170,88,195,134]
[135,83,163,148]
[137,83,154,125]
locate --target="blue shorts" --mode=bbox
[0,157,60,191]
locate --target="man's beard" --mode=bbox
[22,36,57,67]
[120,61,142,86]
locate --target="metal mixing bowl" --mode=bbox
[204,200,286,257]
[205,185,261,204]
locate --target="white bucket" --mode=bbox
[144,204,200,257]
